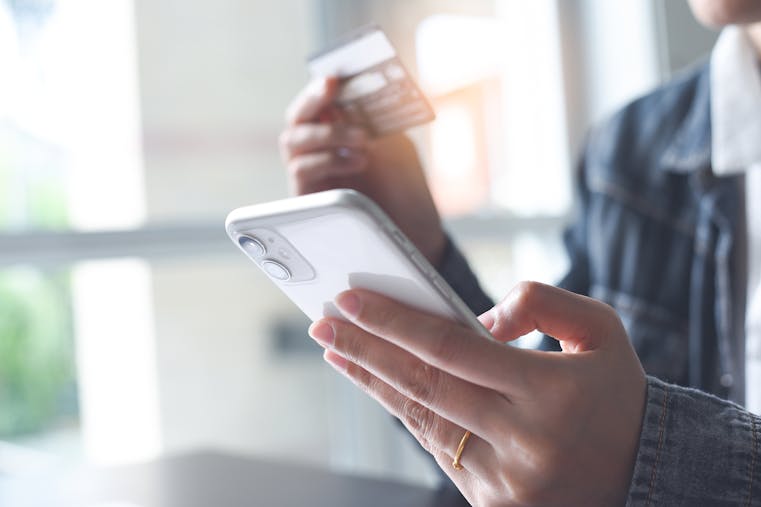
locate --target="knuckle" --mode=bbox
[283,124,335,153]
[582,296,627,338]
[405,362,440,405]
[338,125,365,145]
[598,300,625,329]
[277,129,291,151]
[321,151,339,169]
[369,300,397,325]
[402,399,437,452]
[288,126,312,151]
[332,324,372,367]
[339,335,370,366]
[419,413,446,453]
[427,322,462,365]
[311,124,336,148]
[351,367,392,404]
[287,153,332,179]
[401,398,426,433]
[351,364,374,390]
[286,158,305,178]
[361,372,388,400]
[512,280,543,309]
[315,124,334,144]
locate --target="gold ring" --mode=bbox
[452,430,472,470]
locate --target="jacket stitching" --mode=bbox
[586,173,695,236]
[747,414,758,507]
[661,145,711,171]
[590,285,686,330]
[646,386,669,506]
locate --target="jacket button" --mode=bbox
[720,373,734,387]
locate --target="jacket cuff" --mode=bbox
[626,376,760,506]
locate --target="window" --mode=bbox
[0,0,154,468]
[417,6,571,217]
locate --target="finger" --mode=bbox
[480,281,625,353]
[310,318,511,442]
[280,123,367,158]
[322,349,499,480]
[287,150,367,190]
[285,76,340,125]
[333,289,540,395]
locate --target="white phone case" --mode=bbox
[225,189,490,339]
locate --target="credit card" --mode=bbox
[308,25,435,137]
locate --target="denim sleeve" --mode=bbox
[436,235,494,316]
[627,376,761,506]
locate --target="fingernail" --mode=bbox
[335,292,361,319]
[309,321,335,347]
[324,350,348,372]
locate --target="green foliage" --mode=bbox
[0,269,78,436]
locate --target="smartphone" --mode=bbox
[225,189,490,339]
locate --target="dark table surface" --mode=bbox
[0,450,469,507]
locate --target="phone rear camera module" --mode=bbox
[262,260,291,281]
[242,227,315,283]
[239,236,266,257]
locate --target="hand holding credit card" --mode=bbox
[308,25,435,136]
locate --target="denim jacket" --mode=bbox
[438,62,761,505]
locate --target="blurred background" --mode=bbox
[0,0,715,488]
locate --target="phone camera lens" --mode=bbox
[239,236,266,257]
[262,260,291,281]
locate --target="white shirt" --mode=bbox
[710,27,761,414]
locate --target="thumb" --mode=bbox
[478,281,624,353]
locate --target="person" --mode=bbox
[278,0,761,504]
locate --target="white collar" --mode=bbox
[710,27,761,175]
